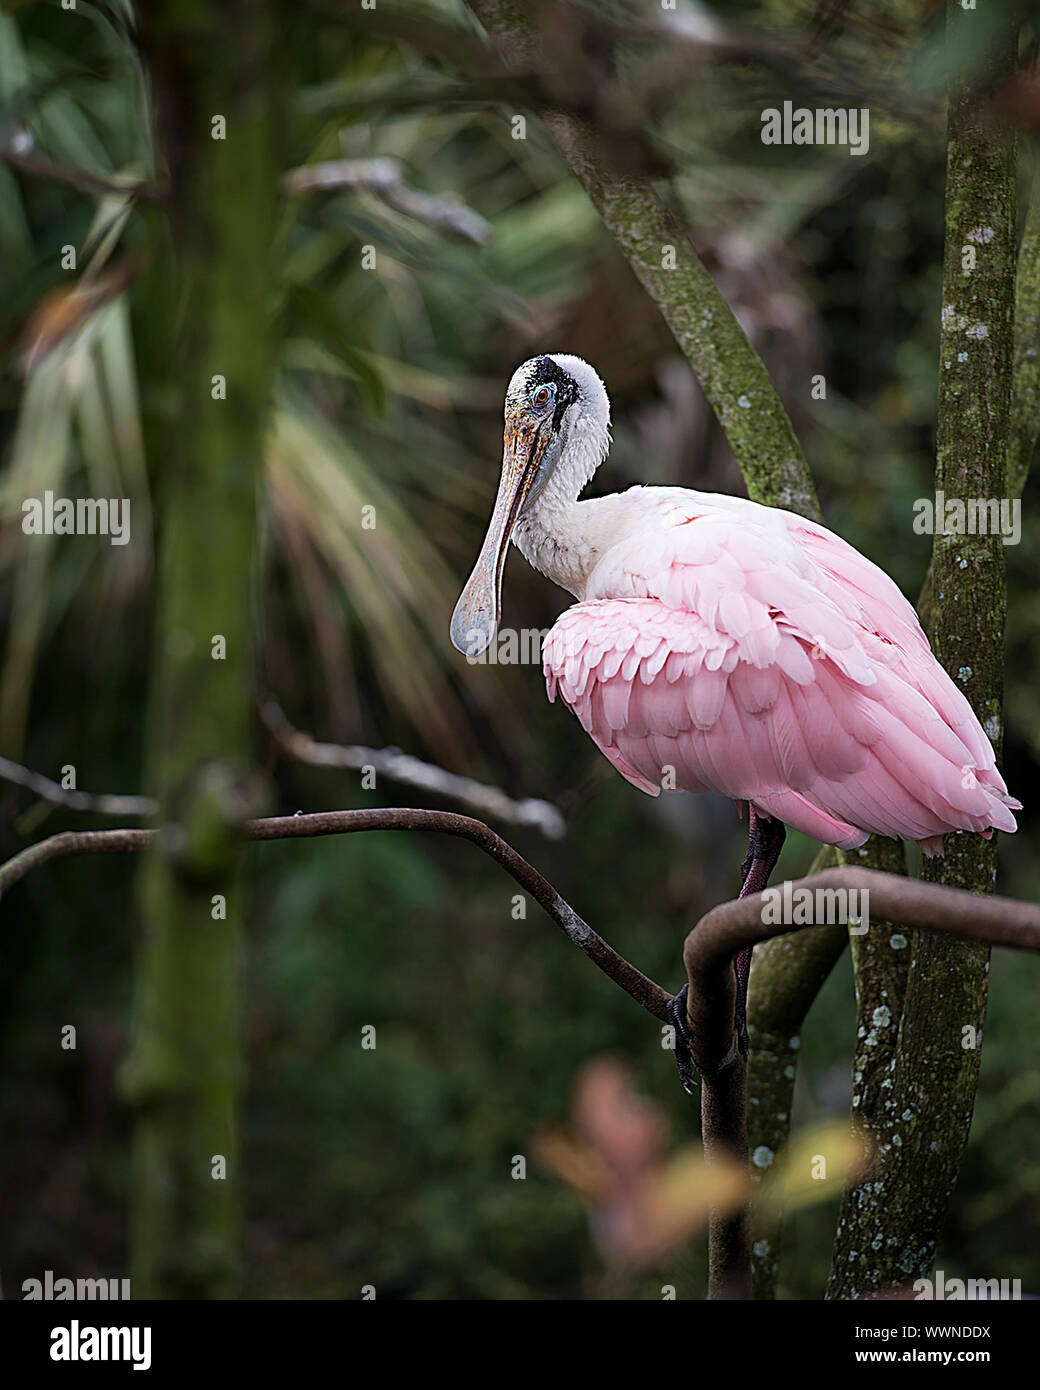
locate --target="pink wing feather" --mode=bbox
[543,497,1019,853]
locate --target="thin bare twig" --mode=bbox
[282,156,492,244]
[260,699,565,839]
[0,710,566,840]
[0,756,156,818]
[1,139,490,245]
[0,809,669,1021]
[0,140,165,202]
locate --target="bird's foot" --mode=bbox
[666,984,700,1095]
[668,977,748,1089]
[666,984,744,1090]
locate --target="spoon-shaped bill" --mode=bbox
[450,413,549,657]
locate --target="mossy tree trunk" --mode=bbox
[121,1,278,1298]
[1011,164,1040,498]
[745,844,845,1298]
[828,3,1016,1299]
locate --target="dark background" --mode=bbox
[0,0,1037,1299]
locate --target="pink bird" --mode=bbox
[450,354,1020,1077]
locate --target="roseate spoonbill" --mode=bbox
[449,354,1020,1080]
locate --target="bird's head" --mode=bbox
[450,353,610,656]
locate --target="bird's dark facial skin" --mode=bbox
[525,355,579,433]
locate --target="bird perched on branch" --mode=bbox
[450,354,1020,1082]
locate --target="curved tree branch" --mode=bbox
[682,867,1040,1300]
[0,808,671,1023]
[6,805,1040,1302]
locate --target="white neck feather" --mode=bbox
[512,354,613,598]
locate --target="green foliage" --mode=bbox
[0,0,1037,1300]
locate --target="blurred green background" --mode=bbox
[0,0,1037,1299]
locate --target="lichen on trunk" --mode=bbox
[827,2,1016,1299]
[746,845,846,1298]
[1010,159,1040,499]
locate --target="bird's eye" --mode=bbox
[533,385,551,407]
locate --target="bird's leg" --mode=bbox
[732,807,786,1057]
[667,808,787,1093]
